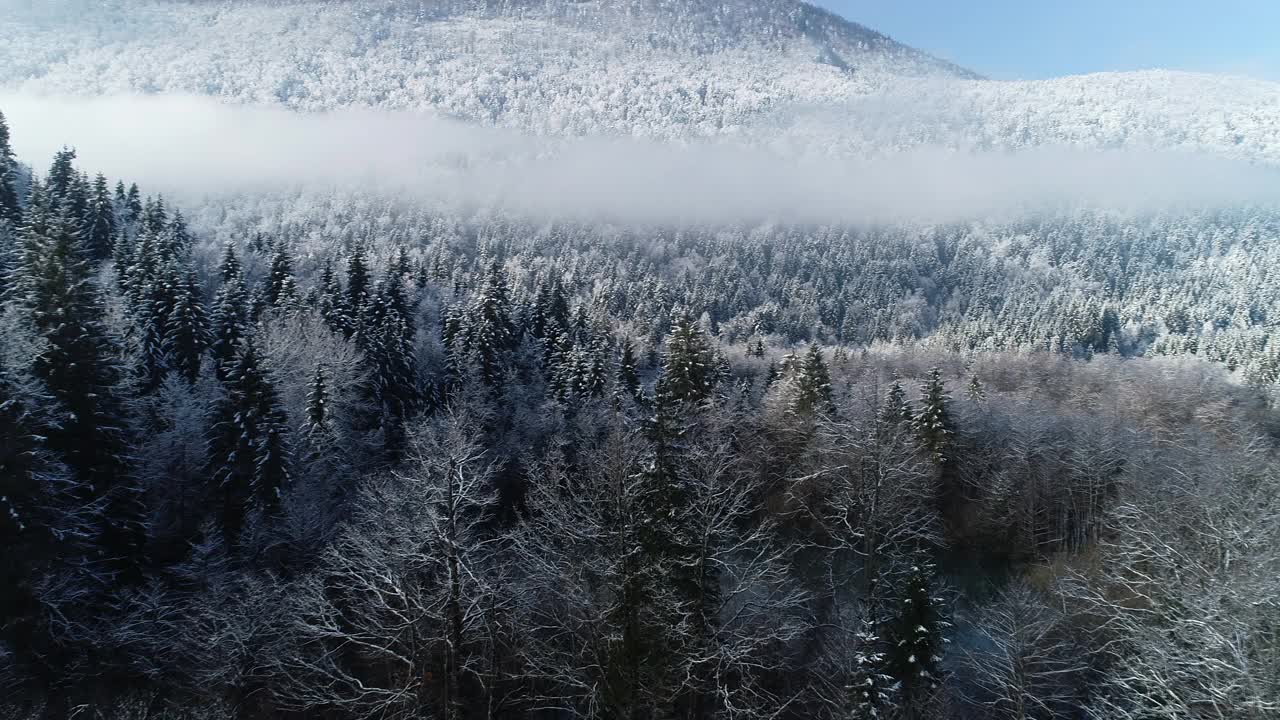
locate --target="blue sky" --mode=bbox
[814,0,1280,81]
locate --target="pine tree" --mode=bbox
[0,367,89,668]
[0,368,55,617]
[217,241,242,284]
[657,309,716,405]
[136,262,179,391]
[316,259,347,334]
[914,369,953,464]
[531,275,570,340]
[787,343,833,417]
[124,183,142,224]
[581,338,609,398]
[848,614,897,720]
[617,337,641,399]
[459,260,516,387]
[45,147,77,203]
[163,268,209,384]
[210,272,249,381]
[206,337,290,546]
[966,374,986,402]
[880,379,914,429]
[620,389,696,710]
[357,270,420,458]
[84,173,116,261]
[301,363,332,440]
[345,245,371,330]
[13,201,145,578]
[164,209,191,258]
[264,238,297,309]
[141,195,168,238]
[0,110,21,226]
[886,562,948,712]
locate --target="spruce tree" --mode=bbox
[345,244,371,330]
[581,338,609,398]
[357,270,419,458]
[621,389,695,711]
[164,209,191,258]
[316,259,347,334]
[301,363,332,440]
[966,374,986,403]
[121,222,161,304]
[45,148,77,203]
[0,367,89,670]
[13,201,145,578]
[879,379,914,430]
[206,337,290,546]
[788,343,833,417]
[0,110,21,226]
[914,369,953,464]
[886,562,948,712]
[264,238,297,309]
[460,259,516,387]
[163,268,209,384]
[141,195,168,238]
[657,309,715,405]
[84,173,116,261]
[848,614,897,720]
[0,369,56,621]
[531,275,570,340]
[124,183,142,224]
[217,241,242,284]
[136,263,179,391]
[210,271,249,381]
[617,337,641,400]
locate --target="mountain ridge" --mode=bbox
[2,0,1279,165]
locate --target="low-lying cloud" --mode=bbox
[3,93,1278,225]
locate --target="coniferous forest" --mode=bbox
[1,107,1279,720]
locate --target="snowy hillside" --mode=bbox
[4,0,1279,163]
[0,0,971,137]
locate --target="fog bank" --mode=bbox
[4,93,1278,224]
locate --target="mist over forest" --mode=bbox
[1,1,1279,719]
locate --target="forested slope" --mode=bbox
[4,0,1280,163]
[1,113,1278,719]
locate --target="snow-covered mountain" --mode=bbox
[2,0,1280,163]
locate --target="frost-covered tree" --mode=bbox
[263,238,298,310]
[209,271,249,381]
[958,582,1087,720]
[914,369,953,464]
[886,561,948,717]
[452,259,516,387]
[656,309,716,405]
[11,198,145,579]
[616,336,641,400]
[846,614,897,720]
[0,110,21,226]
[271,416,503,719]
[785,342,833,417]
[205,337,290,546]
[356,269,420,458]
[84,173,116,262]
[163,268,208,385]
